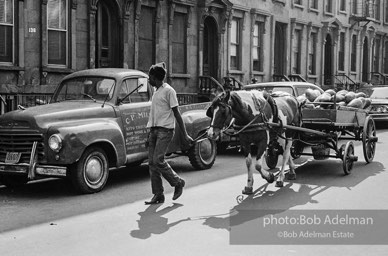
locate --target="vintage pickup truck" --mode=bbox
[0,69,216,194]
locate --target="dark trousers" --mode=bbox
[148,127,180,195]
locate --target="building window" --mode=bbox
[351,35,357,72]
[384,41,388,73]
[375,0,381,20]
[385,1,388,23]
[230,18,241,70]
[252,21,264,72]
[310,0,318,9]
[352,0,358,15]
[0,0,13,63]
[309,32,317,75]
[373,38,380,72]
[325,0,333,13]
[340,0,346,12]
[47,0,67,66]
[172,12,187,74]
[338,32,345,71]
[292,29,301,74]
[138,6,155,72]
[294,0,302,5]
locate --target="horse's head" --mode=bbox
[206,92,233,140]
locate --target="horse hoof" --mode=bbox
[275,181,284,187]
[262,173,275,184]
[242,187,253,195]
[287,173,296,180]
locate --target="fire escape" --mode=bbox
[349,0,375,29]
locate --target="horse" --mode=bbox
[206,89,302,195]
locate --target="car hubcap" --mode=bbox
[85,157,103,185]
[199,139,214,164]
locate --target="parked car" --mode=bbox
[243,81,324,97]
[360,86,388,122]
[0,68,216,193]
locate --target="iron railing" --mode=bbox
[0,93,52,115]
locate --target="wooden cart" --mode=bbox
[265,104,378,174]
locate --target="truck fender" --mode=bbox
[47,121,126,166]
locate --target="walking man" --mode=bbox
[145,62,193,204]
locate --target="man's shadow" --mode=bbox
[130,203,189,239]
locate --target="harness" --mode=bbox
[223,94,283,136]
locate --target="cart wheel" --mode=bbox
[362,116,377,163]
[265,148,278,169]
[343,141,356,175]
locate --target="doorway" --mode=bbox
[203,16,218,78]
[96,0,120,68]
[274,22,287,76]
[324,34,333,85]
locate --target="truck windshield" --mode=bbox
[52,77,115,102]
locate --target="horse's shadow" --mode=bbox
[202,183,318,231]
[130,203,189,239]
[201,159,385,231]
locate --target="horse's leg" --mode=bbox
[242,152,254,195]
[253,136,275,184]
[276,137,292,187]
[255,152,275,184]
[239,139,254,195]
[287,150,297,180]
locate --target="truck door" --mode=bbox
[117,77,151,156]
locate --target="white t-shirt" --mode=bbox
[147,83,179,129]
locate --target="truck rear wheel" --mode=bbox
[188,138,217,170]
[70,146,109,194]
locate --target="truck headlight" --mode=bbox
[49,134,62,152]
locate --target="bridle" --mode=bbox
[209,92,277,136]
[209,101,234,130]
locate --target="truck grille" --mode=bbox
[0,131,45,163]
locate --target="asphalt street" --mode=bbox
[1,126,388,256]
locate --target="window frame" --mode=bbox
[324,0,334,15]
[252,21,264,72]
[384,41,388,74]
[0,0,15,64]
[308,32,317,75]
[338,32,345,71]
[351,34,358,72]
[230,17,241,71]
[373,37,380,72]
[138,5,156,73]
[47,0,69,67]
[292,29,302,74]
[339,0,346,12]
[171,11,187,74]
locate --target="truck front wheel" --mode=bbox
[188,138,217,170]
[70,146,109,194]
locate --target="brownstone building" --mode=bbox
[1,0,388,109]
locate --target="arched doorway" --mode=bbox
[324,34,333,86]
[203,16,218,78]
[274,22,287,76]
[95,0,120,68]
[362,37,369,82]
